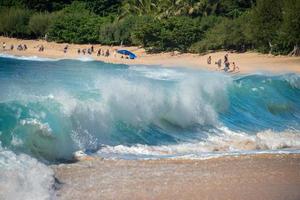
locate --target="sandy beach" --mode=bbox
[1,36,300,73]
[53,153,300,200]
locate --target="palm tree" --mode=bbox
[119,0,222,19]
[119,0,158,19]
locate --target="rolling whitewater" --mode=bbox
[0,55,300,199]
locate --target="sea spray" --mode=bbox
[0,149,54,200]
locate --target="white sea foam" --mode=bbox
[0,53,59,61]
[95,74,231,128]
[0,53,95,62]
[20,118,52,135]
[283,74,300,89]
[0,150,54,200]
[74,56,94,62]
[97,128,300,160]
[129,66,185,80]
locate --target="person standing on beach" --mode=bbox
[97,49,101,56]
[2,42,6,50]
[23,44,27,50]
[10,44,14,50]
[91,46,94,53]
[223,54,230,72]
[64,45,68,53]
[224,61,230,72]
[224,54,228,63]
[113,49,117,58]
[207,56,211,64]
[105,49,110,57]
[38,45,44,52]
[78,49,81,54]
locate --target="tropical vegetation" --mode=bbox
[0,0,299,55]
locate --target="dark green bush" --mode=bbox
[131,16,220,53]
[47,2,105,44]
[190,14,250,53]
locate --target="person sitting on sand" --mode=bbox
[23,44,27,50]
[207,56,211,64]
[78,49,81,54]
[10,44,14,50]
[39,45,44,52]
[231,62,239,72]
[17,44,23,51]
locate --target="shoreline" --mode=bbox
[1,36,300,74]
[52,153,300,200]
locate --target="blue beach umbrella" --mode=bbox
[117,50,137,59]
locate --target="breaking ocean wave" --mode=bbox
[0,56,299,163]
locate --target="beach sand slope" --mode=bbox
[53,154,300,200]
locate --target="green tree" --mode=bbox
[99,16,136,45]
[83,0,122,16]
[249,0,283,53]
[20,0,72,11]
[282,0,300,56]
[28,12,53,38]
[120,0,158,18]
[0,7,31,37]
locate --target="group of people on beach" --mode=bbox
[2,42,46,52]
[2,41,133,60]
[207,54,239,73]
[77,46,112,57]
[77,46,123,59]
[2,42,27,51]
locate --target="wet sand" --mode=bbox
[1,36,300,73]
[53,154,300,200]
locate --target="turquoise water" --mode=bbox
[0,55,300,162]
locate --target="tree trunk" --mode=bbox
[268,41,273,54]
[289,45,300,56]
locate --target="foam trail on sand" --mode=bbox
[97,129,300,160]
[0,53,59,61]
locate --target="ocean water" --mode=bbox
[0,54,300,199]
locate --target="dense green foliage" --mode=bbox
[0,7,31,37]
[28,12,52,37]
[47,2,104,43]
[0,0,299,55]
